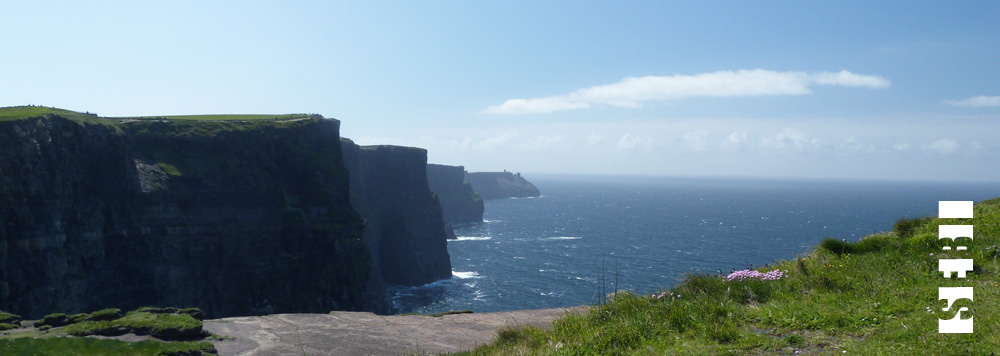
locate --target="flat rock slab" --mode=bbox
[204,306,587,356]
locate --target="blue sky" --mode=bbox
[3,1,999,181]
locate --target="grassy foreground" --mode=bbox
[461,198,999,355]
[0,307,216,356]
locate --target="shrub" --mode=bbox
[893,216,932,238]
[820,236,886,255]
[35,313,69,327]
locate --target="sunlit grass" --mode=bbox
[459,198,1000,355]
[113,113,318,121]
[0,307,213,356]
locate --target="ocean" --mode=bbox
[391,175,1000,314]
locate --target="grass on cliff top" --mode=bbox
[114,113,319,121]
[0,106,106,123]
[460,198,1000,355]
[0,105,319,122]
[0,338,216,356]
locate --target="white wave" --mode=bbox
[483,219,501,223]
[452,271,480,279]
[453,236,492,241]
[544,236,582,240]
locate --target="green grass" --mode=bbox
[1,307,212,355]
[0,106,99,122]
[0,338,215,356]
[0,311,20,324]
[114,113,318,121]
[0,105,319,123]
[458,198,1000,355]
[64,310,202,340]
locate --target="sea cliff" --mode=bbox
[0,109,378,318]
[340,139,452,288]
[426,164,484,226]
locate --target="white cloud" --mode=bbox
[968,141,983,154]
[479,98,591,115]
[726,131,749,145]
[617,133,653,150]
[682,130,709,150]
[893,143,911,151]
[587,133,604,145]
[927,139,958,154]
[943,95,1000,107]
[521,134,564,149]
[810,70,892,88]
[477,132,517,148]
[481,69,890,114]
[837,137,876,153]
[759,128,821,150]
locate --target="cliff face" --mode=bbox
[341,140,452,287]
[426,164,484,226]
[466,172,541,200]
[0,114,378,318]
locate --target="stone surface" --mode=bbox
[204,307,587,356]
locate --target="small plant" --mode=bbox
[796,256,809,275]
[820,235,888,255]
[725,269,787,281]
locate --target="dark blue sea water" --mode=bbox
[391,175,1000,314]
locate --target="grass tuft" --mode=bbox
[0,338,215,356]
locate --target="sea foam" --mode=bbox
[453,236,492,241]
[452,271,481,279]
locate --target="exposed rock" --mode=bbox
[204,307,588,356]
[467,171,541,200]
[341,139,452,288]
[426,164,484,226]
[0,113,377,318]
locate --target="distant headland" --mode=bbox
[466,171,541,200]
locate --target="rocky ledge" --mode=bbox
[204,306,587,355]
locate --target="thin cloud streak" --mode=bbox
[943,95,1000,107]
[481,69,890,115]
